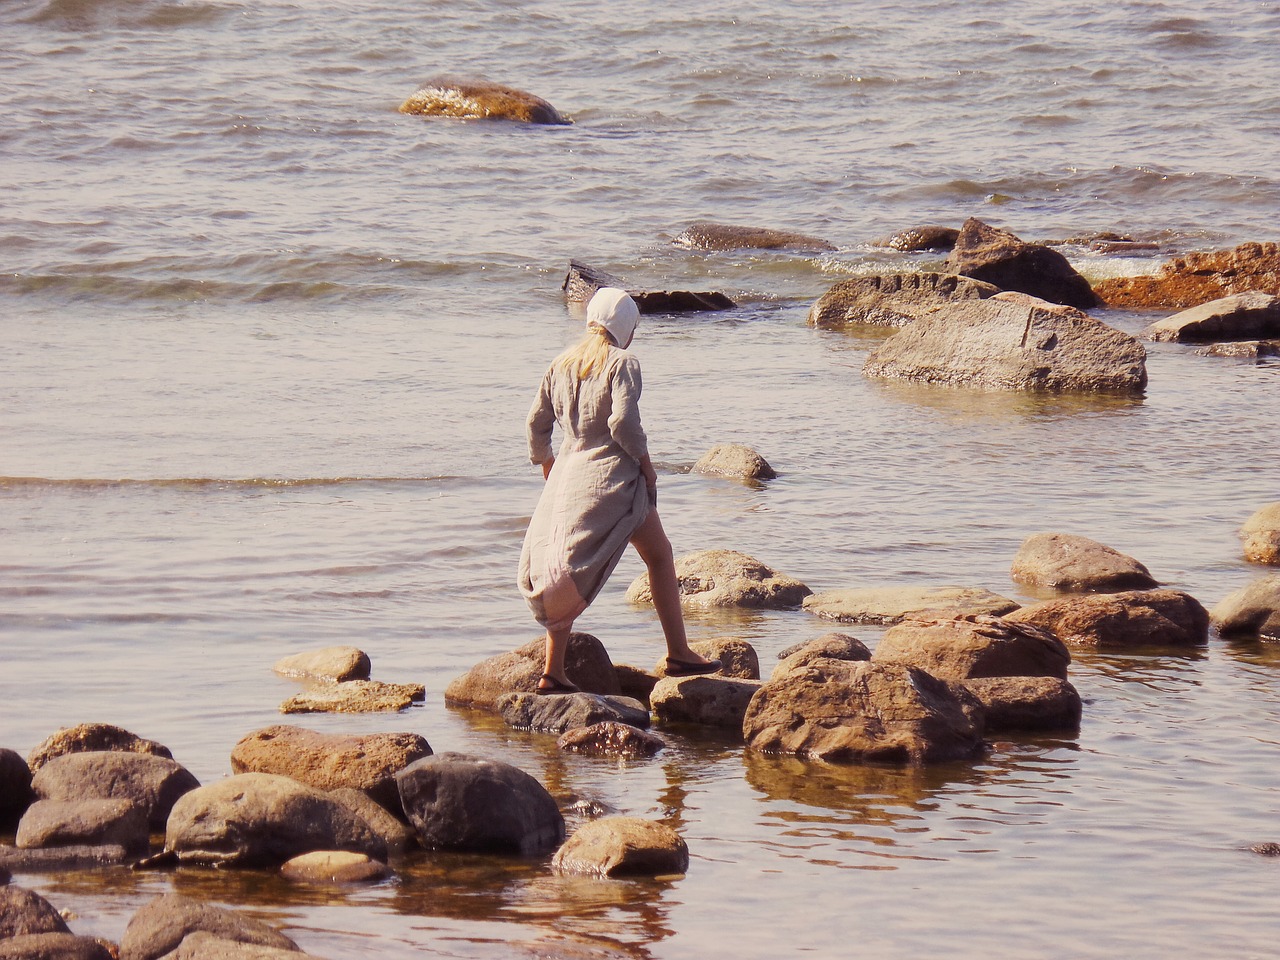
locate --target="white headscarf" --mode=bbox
[586,287,640,349]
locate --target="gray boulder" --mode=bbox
[691,443,776,481]
[557,723,666,759]
[1211,575,1280,641]
[16,799,149,855]
[1142,291,1280,343]
[27,724,171,773]
[31,752,198,830]
[802,584,1018,625]
[626,549,810,610]
[946,218,1099,309]
[495,692,650,734]
[119,893,298,960]
[1241,502,1280,565]
[1011,532,1157,592]
[0,749,33,830]
[1006,589,1209,648]
[444,632,620,710]
[807,272,998,329]
[863,292,1146,393]
[672,221,835,253]
[398,77,568,125]
[0,885,70,939]
[650,676,761,729]
[551,817,688,877]
[871,616,1071,680]
[396,754,564,855]
[272,646,370,682]
[959,677,1082,733]
[0,934,114,960]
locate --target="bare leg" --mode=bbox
[630,508,713,665]
[540,623,574,689]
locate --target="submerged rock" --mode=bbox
[398,77,569,125]
[1210,575,1280,641]
[1142,291,1280,343]
[960,676,1082,733]
[444,632,620,710]
[557,722,666,758]
[280,850,390,884]
[802,585,1018,625]
[0,844,133,872]
[871,616,1071,680]
[494,691,650,734]
[1094,241,1280,309]
[562,260,735,313]
[874,225,960,252]
[27,723,172,773]
[807,272,998,329]
[1196,339,1280,359]
[278,679,425,714]
[1242,503,1280,565]
[650,675,761,729]
[626,549,810,610]
[1006,589,1210,648]
[552,817,688,877]
[272,646,371,682]
[1010,532,1157,592]
[946,218,1099,309]
[32,752,199,830]
[118,893,299,960]
[692,443,776,481]
[672,221,836,253]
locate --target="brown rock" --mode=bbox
[872,616,1071,680]
[279,679,425,714]
[557,722,666,758]
[280,850,389,884]
[626,549,810,610]
[0,885,70,939]
[875,225,960,252]
[692,443,776,481]
[0,933,115,960]
[561,260,735,313]
[398,77,568,125]
[1142,291,1280,343]
[154,932,319,959]
[16,798,149,855]
[0,845,133,871]
[119,893,299,960]
[27,724,171,773]
[272,646,370,682]
[807,272,998,329]
[1011,532,1157,592]
[444,632,620,710]
[1095,241,1280,309]
[672,221,836,253]
[1196,339,1280,358]
[0,749,33,830]
[31,752,199,830]
[551,817,688,877]
[772,633,871,681]
[959,676,1082,732]
[1241,502,1280,565]
[1005,589,1209,648]
[802,585,1018,625]
[1211,575,1280,641]
[654,638,759,680]
[649,675,762,729]
[946,218,1099,309]
[326,788,415,855]
[613,664,658,703]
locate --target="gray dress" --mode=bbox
[518,346,651,631]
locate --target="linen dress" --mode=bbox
[518,345,652,631]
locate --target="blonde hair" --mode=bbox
[557,324,616,381]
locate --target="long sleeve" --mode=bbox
[607,353,649,463]
[526,367,556,464]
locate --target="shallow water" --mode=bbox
[3,0,1280,956]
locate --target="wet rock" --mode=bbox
[0,845,132,872]
[165,773,387,867]
[959,676,1082,733]
[649,675,761,729]
[672,221,836,253]
[278,679,425,714]
[1010,532,1157,592]
[31,752,199,830]
[1242,503,1280,565]
[494,692,650,734]
[398,77,568,125]
[1251,842,1280,856]
[691,443,776,481]
[444,632,620,710]
[1197,340,1280,359]
[230,726,431,812]
[1094,241,1280,310]
[396,754,564,855]
[654,638,759,680]
[772,633,871,681]
[742,659,984,764]
[272,646,370,682]
[802,585,1018,625]
[119,893,299,960]
[0,932,115,960]
[863,292,1147,393]
[15,799,149,855]
[0,750,33,830]
[0,885,70,938]
[872,616,1071,680]
[562,261,735,314]
[874,225,960,252]
[154,932,319,959]
[613,664,658,703]
[626,549,810,610]
[1090,239,1161,255]
[1005,589,1210,648]
[946,218,1099,309]
[1210,575,1280,641]
[557,722,666,759]
[326,788,415,855]
[807,272,998,329]
[280,850,389,884]
[551,817,688,877]
[27,724,172,774]
[1142,291,1280,343]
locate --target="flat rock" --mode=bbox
[444,632,620,710]
[31,752,199,830]
[1142,291,1280,343]
[119,893,298,960]
[672,221,836,253]
[807,272,998,329]
[649,675,761,729]
[1005,589,1209,648]
[0,933,114,960]
[272,646,370,682]
[946,218,1099,309]
[551,817,688,877]
[874,225,960,252]
[1211,575,1280,641]
[1010,532,1157,592]
[1196,339,1280,358]
[802,585,1018,625]
[279,679,425,714]
[164,773,387,867]
[0,845,132,871]
[691,443,776,481]
[398,77,568,125]
[27,724,171,773]
[16,798,149,855]
[872,616,1071,680]
[557,722,666,758]
[562,260,735,314]
[1095,241,1280,309]
[280,850,389,884]
[863,292,1147,393]
[231,725,431,811]
[0,749,33,830]
[396,754,564,855]
[626,549,810,610]
[654,638,759,680]
[959,676,1082,733]
[1241,502,1280,565]
[494,692,650,734]
[0,885,70,939]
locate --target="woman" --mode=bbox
[518,287,720,694]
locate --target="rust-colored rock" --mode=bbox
[672,221,836,253]
[807,272,998,329]
[871,616,1071,680]
[1006,589,1209,648]
[1094,241,1280,309]
[399,77,568,124]
[552,817,688,877]
[959,676,1082,732]
[946,218,1099,309]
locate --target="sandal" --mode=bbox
[664,657,722,677]
[535,674,581,696]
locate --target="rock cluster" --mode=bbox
[1093,241,1280,309]
[273,646,424,714]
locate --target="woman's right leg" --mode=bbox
[629,508,714,666]
[541,622,575,689]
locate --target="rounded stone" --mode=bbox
[280,850,389,884]
[551,817,688,877]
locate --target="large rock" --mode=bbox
[946,218,1099,309]
[742,659,984,764]
[326,788,415,855]
[871,616,1071,680]
[31,752,199,830]
[1142,292,1280,343]
[0,885,70,938]
[164,773,387,867]
[557,723,666,759]
[398,77,568,125]
[272,646,370,682]
[150,932,318,959]
[562,260,735,314]
[27,724,171,773]
[874,225,960,252]
[551,817,688,877]
[672,222,835,253]
[1005,589,1209,648]
[959,677,1082,733]
[396,754,563,855]
[16,799,149,855]
[119,893,298,960]
[1094,241,1280,309]
[1010,532,1157,592]
[230,726,431,812]
[771,633,871,681]
[649,676,761,729]
[863,292,1147,393]
[0,749,33,830]
[691,443,776,481]
[0,933,114,960]
[654,638,759,680]
[807,272,998,329]
[1242,503,1280,565]
[802,585,1018,625]
[444,632,620,710]
[494,692,650,734]
[279,679,425,714]
[1211,575,1280,641]
[626,549,810,610]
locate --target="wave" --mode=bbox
[21,0,234,29]
[0,476,458,492]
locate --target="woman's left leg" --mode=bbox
[630,508,716,667]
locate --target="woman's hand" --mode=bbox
[639,456,658,505]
